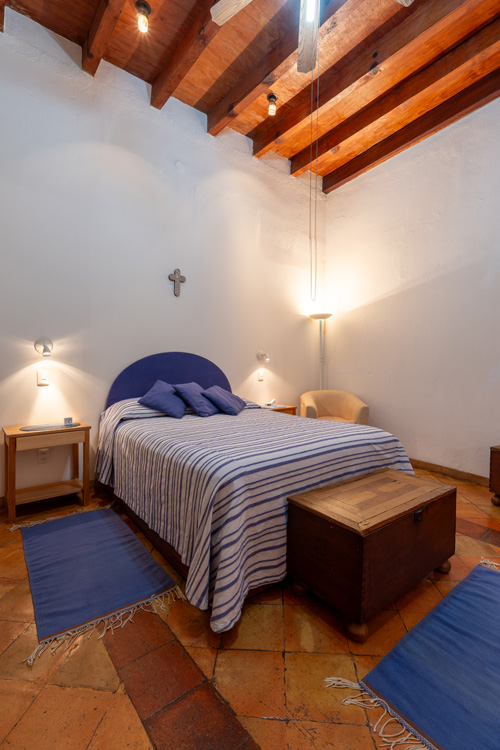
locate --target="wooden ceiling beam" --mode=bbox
[322,67,500,193]
[0,1,5,33]
[251,0,500,158]
[151,1,220,111]
[82,0,126,76]
[207,0,347,136]
[291,15,500,175]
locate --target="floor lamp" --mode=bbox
[310,313,332,390]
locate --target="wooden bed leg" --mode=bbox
[346,621,369,643]
[492,494,500,507]
[435,559,451,574]
[292,581,308,597]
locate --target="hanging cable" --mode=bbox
[309,26,320,302]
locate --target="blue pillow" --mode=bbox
[174,382,220,417]
[203,385,246,416]
[138,380,186,419]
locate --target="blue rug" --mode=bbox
[326,563,500,750]
[22,508,182,664]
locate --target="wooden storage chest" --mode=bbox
[287,468,456,639]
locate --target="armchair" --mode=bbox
[299,390,369,425]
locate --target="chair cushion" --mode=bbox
[318,416,353,423]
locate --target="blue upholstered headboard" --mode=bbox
[105,352,232,409]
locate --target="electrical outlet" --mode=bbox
[38,448,49,464]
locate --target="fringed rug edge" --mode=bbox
[324,677,436,750]
[25,585,186,666]
[325,563,500,750]
[480,557,500,571]
[11,504,114,532]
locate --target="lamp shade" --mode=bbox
[309,313,332,321]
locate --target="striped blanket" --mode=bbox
[96,400,413,632]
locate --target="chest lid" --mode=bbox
[288,468,455,535]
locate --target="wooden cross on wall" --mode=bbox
[168,268,186,297]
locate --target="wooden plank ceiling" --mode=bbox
[2,0,500,192]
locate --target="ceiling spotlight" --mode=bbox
[135,1,151,33]
[267,93,278,117]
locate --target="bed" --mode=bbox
[95,352,413,632]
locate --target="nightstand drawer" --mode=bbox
[16,430,86,451]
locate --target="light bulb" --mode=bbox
[267,93,277,116]
[135,1,151,33]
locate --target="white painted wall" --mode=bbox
[4,7,497,491]
[325,100,500,478]
[0,10,325,492]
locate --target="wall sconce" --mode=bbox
[256,349,270,364]
[309,313,331,389]
[34,338,53,358]
[135,1,151,33]
[267,93,278,116]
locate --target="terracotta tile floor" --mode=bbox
[1,468,500,750]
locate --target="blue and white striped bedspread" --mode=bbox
[96,400,413,632]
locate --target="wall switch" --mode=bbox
[258,369,264,381]
[37,370,49,386]
[38,448,49,464]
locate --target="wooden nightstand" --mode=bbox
[262,405,297,415]
[3,423,91,523]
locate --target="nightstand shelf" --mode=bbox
[3,423,91,523]
[15,479,85,506]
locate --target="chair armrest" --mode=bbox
[343,393,369,425]
[300,392,318,419]
[355,404,369,425]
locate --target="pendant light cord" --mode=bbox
[309,20,320,303]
